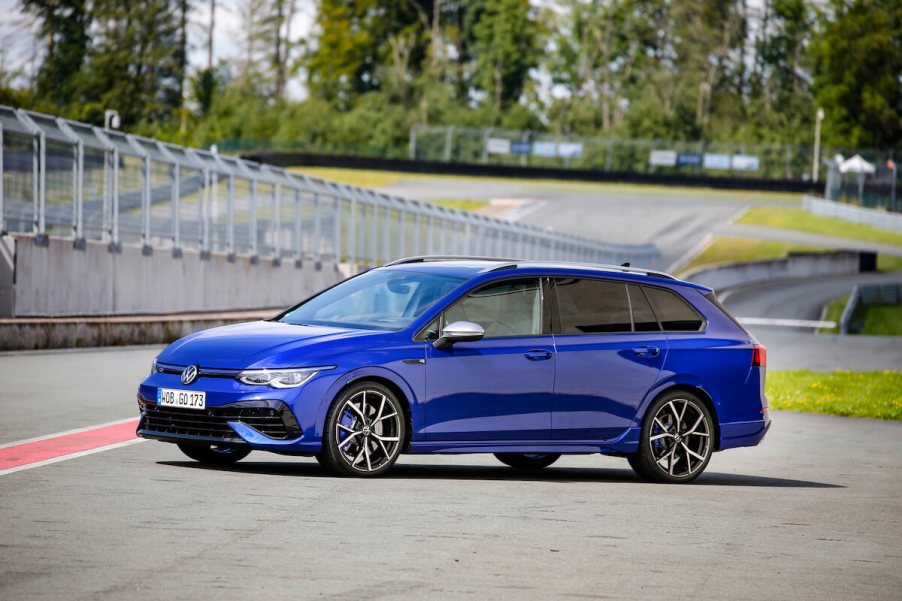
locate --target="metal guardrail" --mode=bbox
[840,282,902,334]
[0,106,661,269]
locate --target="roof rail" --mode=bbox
[383,255,518,267]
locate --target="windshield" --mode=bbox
[279,269,466,331]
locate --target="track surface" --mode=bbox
[1,348,900,600]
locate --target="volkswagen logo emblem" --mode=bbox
[181,364,199,385]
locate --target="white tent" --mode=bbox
[839,154,876,174]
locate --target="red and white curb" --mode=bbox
[0,418,144,476]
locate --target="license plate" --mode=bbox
[157,388,206,410]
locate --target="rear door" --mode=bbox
[551,279,667,441]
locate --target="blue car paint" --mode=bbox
[137,261,770,457]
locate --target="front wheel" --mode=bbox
[176,442,251,465]
[494,453,561,470]
[628,391,714,484]
[317,382,407,477]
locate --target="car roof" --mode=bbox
[379,256,711,291]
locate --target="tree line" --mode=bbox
[3,0,900,158]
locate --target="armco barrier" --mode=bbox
[803,195,902,232]
[2,234,337,317]
[682,250,876,292]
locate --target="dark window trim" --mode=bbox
[413,275,551,342]
[550,277,634,336]
[641,284,708,333]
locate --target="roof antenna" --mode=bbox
[620,262,631,267]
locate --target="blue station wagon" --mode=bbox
[137,257,770,483]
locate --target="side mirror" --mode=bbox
[433,321,485,350]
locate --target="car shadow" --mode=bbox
[157,460,843,488]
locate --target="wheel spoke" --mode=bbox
[361,391,368,418]
[338,430,361,448]
[375,411,398,424]
[685,414,705,435]
[364,440,372,471]
[375,395,386,423]
[373,434,400,442]
[352,446,365,466]
[681,442,706,462]
[678,399,688,424]
[376,437,390,461]
[337,424,356,434]
[668,401,681,424]
[653,417,671,432]
[650,432,672,441]
[347,401,366,420]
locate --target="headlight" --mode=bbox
[237,367,325,389]
[150,355,159,376]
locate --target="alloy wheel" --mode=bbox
[648,398,711,478]
[334,389,403,473]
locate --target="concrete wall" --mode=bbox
[804,195,902,232]
[683,251,869,292]
[4,234,339,317]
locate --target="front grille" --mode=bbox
[139,401,299,441]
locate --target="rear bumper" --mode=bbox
[719,415,771,450]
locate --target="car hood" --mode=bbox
[159,320,396,369]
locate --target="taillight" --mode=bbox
[752,344,766,367]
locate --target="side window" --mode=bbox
[555,278,632,334]
[642,286,705,331]
[444,278,543,338]
[627,285,661,332]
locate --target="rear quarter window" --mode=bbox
[643,286,705,332]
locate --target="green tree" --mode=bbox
[810,0,902,149]
[21,0,91,107]
[470,0,542,112]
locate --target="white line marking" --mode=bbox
[667,233,714,274]
[0,417,139,450]
[0,439,147,477]
[736,317,837,329]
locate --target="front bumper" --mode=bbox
[136,397,302,445]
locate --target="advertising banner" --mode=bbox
[649,150,678,167]
[558,142,583,158]
[676,153,702,167]
[731,154,760,171]
[510,141,532,155]
[486,138,511,155]
[703,153,731,169]
[532,141,557,157]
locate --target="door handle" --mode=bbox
[632,346,661,358]
[524,349,553,361]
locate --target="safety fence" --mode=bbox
[0,106,660,270]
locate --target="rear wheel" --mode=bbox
[176,442,251,465]
[317,382,406,477]
[494,453,561,470]
[628,391,713,484]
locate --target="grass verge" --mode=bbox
[861,305,902,336]
[291,166,803,202]
[819,294,848,334]
[432,199,490,212]
[767,370,902,420]
[679,235,902,275]
[738,206,902,247]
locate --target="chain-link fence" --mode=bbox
[0,106,661,270]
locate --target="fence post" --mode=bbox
[273,182,282,266]
[225,173,234,260]
[398,201,406,259]
[142,152,152,255]
[443,125,455,162]
[413,209,421,256]
[74,140,84,248]
[249,178,258,262]
[313,191,322,270]
[409,125,418,160]
[293,189,302,267]
[333,194,341,266]
[349,187,357,269]
[382,196,391,262]
[110,147,120,252]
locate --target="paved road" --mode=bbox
[380,178,789,270]
[1,348,900,600]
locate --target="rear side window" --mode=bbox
[555,278,632,333]
[627,285,661,332]
[643,286,705,331]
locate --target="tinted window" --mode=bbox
[444,278,542,338]
[628,285,661,332]
[643,286,705,331]
[555,279,632,334]
[281,269,465,331]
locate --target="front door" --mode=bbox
[424,278,555,441]
[551,279,667,441]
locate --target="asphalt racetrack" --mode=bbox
[1,347,900,600]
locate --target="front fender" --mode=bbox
[313,365,421,443]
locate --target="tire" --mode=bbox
[494,453,561,470]
[317,381,407,477]
[176,442,251,465]
[628,390,714,484]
